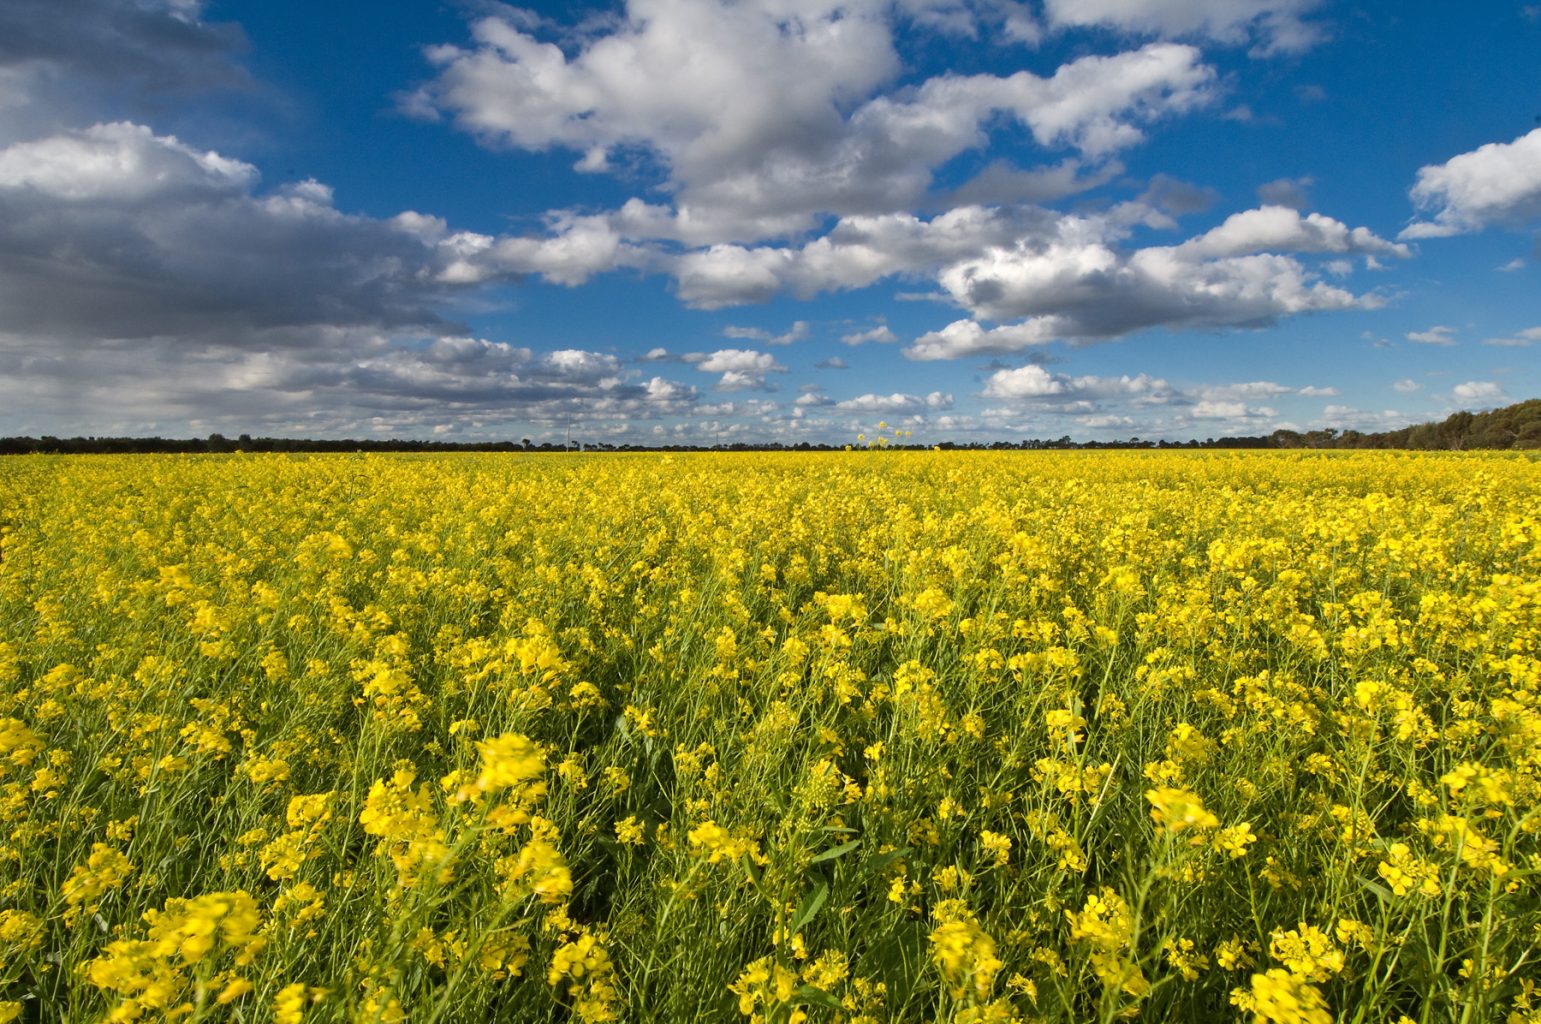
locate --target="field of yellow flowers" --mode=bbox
[0,451,1538,1023]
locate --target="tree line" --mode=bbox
[2,399,1537,455]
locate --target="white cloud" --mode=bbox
[412,2,1218,242]
[1189,398,1251,419]
[1499,257,1526,272]
[433,210,655,287]
[1452,380,1504,404]
[1041,0,1325,54]
[694,348,786,374]
[909,319,1059,360]
[814,355,849,369]
[973,362,1307,435]
[888,42,1216,160]
[1176,206,1408,260]
[0,330,703,437]
[0,121,256,200]
[1406,325,1456,345]
[1078,414,1137,429]
[916,208,1396,353]
[841,325,898,345]
[1297,384,1338,396]
[671,205,1041,306]
[674,245,794,307]
[1483,326,1541,347]
[1392,378,1422,394]
[1402,128,1541,238]
[1200,380,1293,399]
[1318,405,1411,431]
[0,123,493,344]
[724,321,809,345]
[673,200,1402,335]
[835,391,953,413]
[980,364,1065,397]
[690,347,787,391]
[982,364,1173,401]
[715,370,775,391]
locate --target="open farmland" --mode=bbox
[0,451,1538,1023]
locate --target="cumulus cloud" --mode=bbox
[1406,325,1457,345]
[873,42,1216,161]
[972,362,1304,435]
[1175,206,1409,260]
[0,123,496,344]
[1140,173,1219,216]
[1318,405,1413,432]
[1041,0,1325,54]
[423,207,661,287]
[841,325,898,345]
[1199,380,1294,399]
[940,158,1121,208]
[410,1,1218,241]
[1256,176,1313,210]
[906,207,1401,356]
[0,119,255,200]
[835,391,953,413]
[671,205,1047,306]
[1392,378,1422,394]
[723,320,809,345]
[981,364,1173,401]
[1402,128,1541,238]
[1189,399,1256,419]
[909,319,1059,359]
[0,330,701,437]
[1451,380,1504,404]
[0,0,247,142]
[689,347,787,391]
[0,121,676,349]
[693,348,785,374]
[1482,326,1541,347]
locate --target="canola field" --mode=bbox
[0,451,1538,1024]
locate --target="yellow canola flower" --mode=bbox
[359,769,450,886]
[1377,843,1442,898]
[688,820,765,865]
[0,910,43,969]
[1231,968,1332,1024]
[498,839,573,904]
[272,983,328,1024]
[929,915,1003,1002]
[475,732,547,794]
[549,930,621,1023]
[61,843,134,923]
[86,891,265,1021]
[1268,924,1343,983]
[1145,787,1219,833]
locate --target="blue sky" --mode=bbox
[0,0,1537,443]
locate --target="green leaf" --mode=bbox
[866,846,911,873]
[792,984,844,1011]
[1358,876,1393,903]
[809,838,861,864]
[742,858,771,902]
[789,881,828,936]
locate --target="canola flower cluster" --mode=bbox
[0,450,1538,1023]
